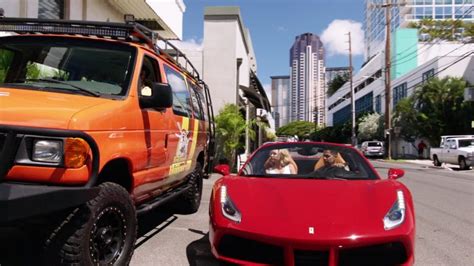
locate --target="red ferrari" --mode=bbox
[210,142,415,266]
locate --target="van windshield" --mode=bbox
[0,36,136,98]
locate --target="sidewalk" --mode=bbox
[380,158,470,171]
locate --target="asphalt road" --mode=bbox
[0,161,473,265]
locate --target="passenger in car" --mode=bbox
[264,149,298,174]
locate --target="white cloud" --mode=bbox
[169,38,203,52]
[321,20,364,57]
[276,26,288,32]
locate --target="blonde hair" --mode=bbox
[264,149,298,172]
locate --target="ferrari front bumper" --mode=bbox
[209,221,415,266]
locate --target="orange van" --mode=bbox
[0,16,215,264]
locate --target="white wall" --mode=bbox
[0,0,37,18]
[147,0,185,40]
[203,19,238,113]
[235,23,249,88]
[84,0,122,22]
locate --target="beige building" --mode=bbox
[201,6,271,152]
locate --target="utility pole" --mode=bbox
[372,0,406,160]
[347,32,356,147]
[384,0,392,160]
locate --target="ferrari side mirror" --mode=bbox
[214,164,230,176]
[388,168,405,180]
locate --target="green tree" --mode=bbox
[276,121,315,139]
[392,77,473,146]
[0,49,13,82]
[215,104,254,170]
[358,112,384,141]
[327,73,349,96]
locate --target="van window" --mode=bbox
[139,55,160,92]
[0,48,14,82]
[164,65,192,117]
[188,82,204,120]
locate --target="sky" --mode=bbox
[181,0,366,94]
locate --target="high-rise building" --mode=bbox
[270,75,290,129]
[289,33,326,126]
[364,0,473,61]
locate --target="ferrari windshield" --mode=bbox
[0,36,135,98]
[240,142,378,180]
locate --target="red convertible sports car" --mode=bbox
[210,142,415,266]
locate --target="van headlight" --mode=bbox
[383,190,406,230]
[32,139,63,163]
[220,185,241,223]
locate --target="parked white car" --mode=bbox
[360,140,385,158]
[430,135,474,170]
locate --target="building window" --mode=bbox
[375,94,382,113]
[393,83,408,107]
[38,0,65,19]
[422,68,435,82]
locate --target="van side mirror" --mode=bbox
[139,83,173,109]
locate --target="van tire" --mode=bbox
[179,162,203,214]
[44,182,137,265]
[433,155,442,167]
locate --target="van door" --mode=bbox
[163,65,196,185]
[133,54,170,201]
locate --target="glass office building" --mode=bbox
[364,0,474,61]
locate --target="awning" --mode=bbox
[107,0,178,39]
[240,85,264,109]
[249,71,271,111]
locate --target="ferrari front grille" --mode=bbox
[217,234,284,265]
[294,249,329,266]
[338,242,408,266]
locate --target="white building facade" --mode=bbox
[0,0,185,39]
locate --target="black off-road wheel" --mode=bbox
[44,182,137,265]
[178,162,203,214]
[433,156,442,167]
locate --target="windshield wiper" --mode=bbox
[19,78,100,97]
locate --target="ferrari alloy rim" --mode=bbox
[90,206,127,264]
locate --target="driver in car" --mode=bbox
[313,150,348,177]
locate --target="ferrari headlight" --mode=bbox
[220,185,241,223]
[383,190,406,230]
[32,139,63,163]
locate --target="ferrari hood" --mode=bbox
[222,177,405,241]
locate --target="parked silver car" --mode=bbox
[361,141,385,158]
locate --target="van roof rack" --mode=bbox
[0,16,202,82]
